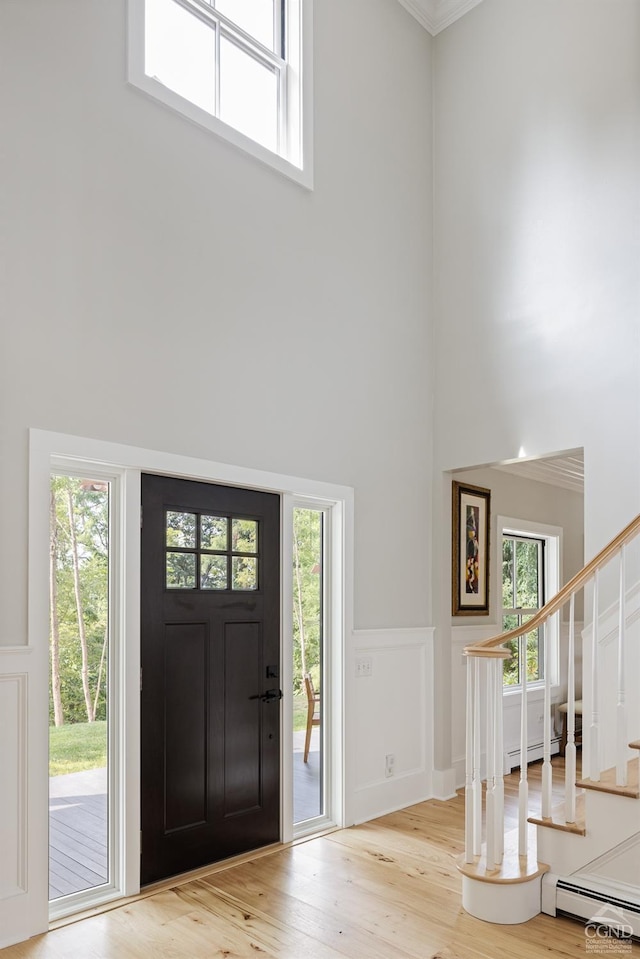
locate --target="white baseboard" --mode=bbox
[505,738,561,772]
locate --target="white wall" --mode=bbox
[0,1,434,946]
[432,0,640,772]
[0,0,433,648]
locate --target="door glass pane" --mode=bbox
[49,476,109,900]
[166,551,197,588]
[215,0,275,51]
[201,514,228,551]
[219,38,278,152]
[145,0,216,115]
[166,511,197,548]
[232,518,257,553]
[232,555,257,590]
[201,554,228,589]
[293,508,323,824]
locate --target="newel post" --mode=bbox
[463,645,513,871]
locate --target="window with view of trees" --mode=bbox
[49,474,110,902]
[502,533,545,686]
[292,506,324,824]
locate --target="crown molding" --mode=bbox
[396,0,484,36]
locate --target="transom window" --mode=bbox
[127,0,312,186]
[502,533,545,686]
[165,510,259,591]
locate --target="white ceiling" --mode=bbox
[493,453,585,494]
[396,0,484,35]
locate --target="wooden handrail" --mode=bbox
[465,512,640,658]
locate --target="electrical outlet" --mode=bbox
[385,753,395,778]
[355,656,373,678]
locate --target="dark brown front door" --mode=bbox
[140,474,281,886]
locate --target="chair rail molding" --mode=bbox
[396,0,484,35]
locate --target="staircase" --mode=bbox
[458,515,640,935]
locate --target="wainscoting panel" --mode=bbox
[349,628,434,824]
[0,647,49,950]
[0,671,27,899]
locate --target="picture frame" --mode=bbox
[452,480,491,616]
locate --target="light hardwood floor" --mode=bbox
[3,760,636,959]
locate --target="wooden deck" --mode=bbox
[49,767,108,901]
[49,731,322,900]
[293,728,322,823]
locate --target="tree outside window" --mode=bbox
[502,534,544,686]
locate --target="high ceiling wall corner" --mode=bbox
[396,0,484,36]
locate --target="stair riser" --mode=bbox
[538,791,640,875]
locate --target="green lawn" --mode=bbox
[49,721,107,777]
[50,704,309,778]
[293,695,308,732]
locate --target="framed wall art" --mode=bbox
[452,480,491,615]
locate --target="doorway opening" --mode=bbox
[32,429,350,926]
[48,473,110,905]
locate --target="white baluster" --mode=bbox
[485,659,496,870]
[565,594,576,823]
[473,657,481,857]
[464,652,475,863]
[495,657,504,863]
[518,630,529,856]
[541,619,552,817]
[617,546,628,787]
[590,569,601,782]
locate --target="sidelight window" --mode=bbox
[48,470,118,915]
[292,505,324,825]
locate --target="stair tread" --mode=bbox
[577,758,639,799]
[457,850,549,885]
[528,793,586,835]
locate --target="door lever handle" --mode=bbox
[249,688,283,703]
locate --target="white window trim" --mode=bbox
[126,0,314,189]
[29,428,350,923]
[498,515,562,694]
